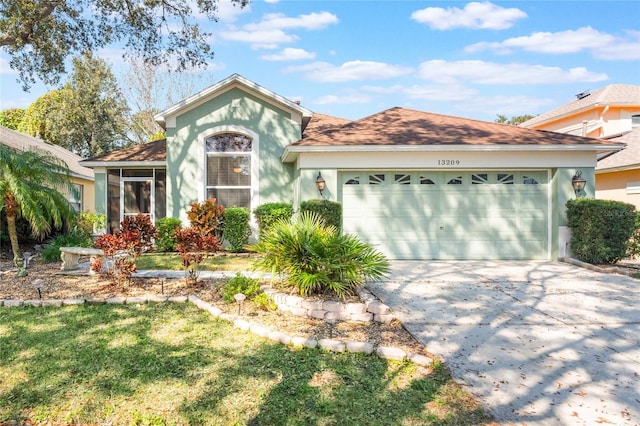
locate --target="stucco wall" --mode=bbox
[165,87,301,222]
[596,169,640,209]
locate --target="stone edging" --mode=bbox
[559,257,639,277]
[0,295,433,367]
[262,286,395,324]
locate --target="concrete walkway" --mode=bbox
[366,261,640,425]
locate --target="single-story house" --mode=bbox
[81,74,623,260]
[0,125,95,212]
[520,84,640,208]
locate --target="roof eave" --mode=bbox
[596,163,640,174]
[80,161,166,168]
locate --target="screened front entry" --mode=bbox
[342,170,550,260]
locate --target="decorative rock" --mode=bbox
[249,324,272,337]
[291,336,318,349]
[285,295,304,307]
[277,304,291,313]
[42,299,63,307]
[374,314,395,324]
[268,331,291,345]
[126,297,148,304]
[318,339,346,353]
[346,341,374,354]
[376,346,406,361]
[345,302,367,314]
[206,305,223,317]
[85,298,106,305]
[168,296,188,303]
[408,353,434,366]
[23,300,42,307]
[348,313,374,322]
[234,319,251,331]
[309,309,327,319]
[323,301,345,312]
[63,298,85,305]
[146,295,168,303]
[106,297,126,304]
[301,299,323,310]
[219,313,235,321]
[289,307,308,317]
[3,300,23,307]
[366,301,390,315]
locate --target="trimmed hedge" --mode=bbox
[223,207,251,252]
[300,199,342,231]
[627,212,640,259]
[566,198,636,264]
[155,217,182,252]
[253,202,293,238]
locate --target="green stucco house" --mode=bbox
[81,74,623,260]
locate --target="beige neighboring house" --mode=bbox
[521,84,640,208]
[0,126,95,212]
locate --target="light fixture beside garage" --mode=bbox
[316,172,326,198]
[571,170,587,197]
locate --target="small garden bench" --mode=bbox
[59,247,104,271]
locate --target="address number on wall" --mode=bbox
[437,160,461,166]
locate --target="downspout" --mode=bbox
[599,105,610,137]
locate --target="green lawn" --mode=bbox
[136,253,256,271]
[0,304,491,425]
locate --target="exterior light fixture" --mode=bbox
[158,273,167,295]
[234,293,246,315]
[316,172,326,198]
[571,170,587,197]
[32,278,44,300]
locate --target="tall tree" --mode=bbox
[0,0,248,90]
[0,108,25,130]
[18,54,130,157]
[495,114,536,125]
[0,143,76,266]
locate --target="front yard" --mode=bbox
[0,303,492,425]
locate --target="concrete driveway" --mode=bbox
[366,261,640,425]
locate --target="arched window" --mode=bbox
[205,133,252,208]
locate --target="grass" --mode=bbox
[0,303,492,425]
[136,252,256,271]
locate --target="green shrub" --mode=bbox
[253,293,277,311]
[627,212,640,259]
[253,202,293,239]
[253,212,390,299]
[221,272,261,303]
[71,211,107,237]
[41,233,93,263]
[156,217,182,252]
[223,207,251,252]
[566,198,637,264]
[300,199,342,231]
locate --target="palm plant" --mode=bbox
[253,211,390,299]
[0,144,77,266]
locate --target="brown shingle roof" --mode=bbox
[302,113,352,137]
[521,84,640,128]
[83,139,166,163]
[597,128,640,171]
[294,107,619,147]
[0,125,94,180]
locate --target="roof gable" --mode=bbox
[154,74,313,129]
[81,139,166,167]
[521,84,640,128]
[597,128,640,171]
[0,126,94,180]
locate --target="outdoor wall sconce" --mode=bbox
[571,170,587,197]
[316,172,326,198]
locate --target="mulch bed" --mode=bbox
[0,256,431,357]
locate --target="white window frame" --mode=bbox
[69,183,83,212]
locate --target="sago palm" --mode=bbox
[0,144,77,266]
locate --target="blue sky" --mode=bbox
[1,0,639,122]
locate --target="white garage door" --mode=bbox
[342,170,549,260]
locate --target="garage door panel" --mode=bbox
[341,170,548,260]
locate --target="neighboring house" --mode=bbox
[0,125,95,213]
[520,84,640,208]
[81,74,623,260]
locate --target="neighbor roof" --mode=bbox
[596,128,640,172]
[81,139,166,167]
[0,125,94,180]
[521,84,640,128]
[295,107,622,147]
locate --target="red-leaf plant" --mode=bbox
[174,227,221,285]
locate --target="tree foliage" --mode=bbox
[0,0,248,90]
[0,108,25,130]
[495,114,536,125]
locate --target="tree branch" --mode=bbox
[0,1,61,47]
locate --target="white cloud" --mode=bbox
[285,61,413,83]
[402,84,479,101]
[465,27,640,60]
[264,0,279,3]
[454,94,556,117]
[417,60,608,85]
[0,56,18,75]
[261,48,316,61]
[216,0,253,23]
[246,11,338,31]
[313,93,373,105]
[219,29,297,49]
[411,2,526,30]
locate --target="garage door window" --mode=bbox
[472,174,488,184]
[448,176,463,185]
[498,174,514,184]
[369,174,385,185]
[394,174,411,185]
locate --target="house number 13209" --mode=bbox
[437,160,460,166]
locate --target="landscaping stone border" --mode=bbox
[262,286,395,324]
[0,294,433,367]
